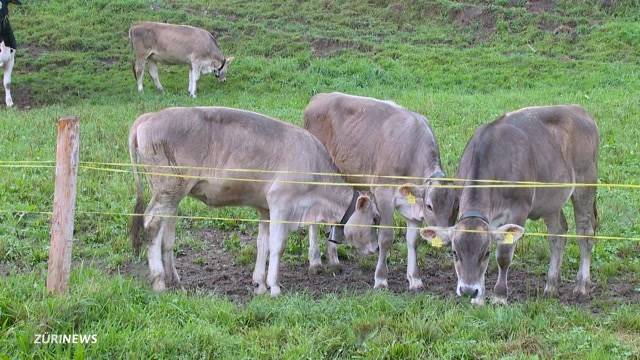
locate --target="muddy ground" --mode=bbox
[119,228,640,309]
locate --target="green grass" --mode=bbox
[2,269,639,359]
[1,0,639,358]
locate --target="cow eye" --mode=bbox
[484,250,491,259]
[452,251,459,261]
[426,203,433,211]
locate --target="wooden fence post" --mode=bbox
[46,116,80,294]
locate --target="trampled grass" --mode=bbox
[0,0,639,358]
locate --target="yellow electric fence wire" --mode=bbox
[2,160,639,189]
[2,160,640,189]
[79,164,640,190]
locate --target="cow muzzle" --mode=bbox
[457,283,483,298]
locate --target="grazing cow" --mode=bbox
[129,22,234,97]
[417,105,599,305]
[129,107,380,297]
[303,92,452,290]
[0,41,14,107]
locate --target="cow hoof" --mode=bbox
[471,297,485,306]
[491,296,507,305]
[6,101,13,108]
[308,264,322,275]
[254,283,268,295]
[408,278,424,291]
[152,279,166,293]
[327,263,343,274]
[374,278,388,289]
[572,285,590,299]
[270,286,281,297]
[543,285,559,298]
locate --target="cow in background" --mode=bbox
[129,22,234,97]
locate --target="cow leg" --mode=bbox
[253,209,269,295]
[405,219,423,290]
[308,224,322,274]
[493,243,516,305]
[572,187,597,297]
[543,210,568,297]
[327,240,341,274]
[144,195,178,292]
[187,68,195,97]
[266,218,292,297]
[161,216,180,288]
[188,63,201,98]
[192,68,201,98]
[3,53,14,107]
[134,59,146,93]
[147,61,164,93]
[374,196,394,289]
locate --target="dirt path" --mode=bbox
[120,228,640,308]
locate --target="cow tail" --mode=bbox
[129,27,138,82]
[129,125,146,255]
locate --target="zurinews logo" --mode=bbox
[34,334,98,344]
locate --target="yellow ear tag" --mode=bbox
[431,236,443,248]
[503,233,514,245]
[406,193,416,205]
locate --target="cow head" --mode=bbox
[213,57,234,82]
[330,191,380,255]
[397,171,459,228]
[420,216,524,305]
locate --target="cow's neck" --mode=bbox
[458,187,492,222]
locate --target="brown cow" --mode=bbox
[415,105,599,305]
[304,92,451,290]
[129,22,234,97]
[129,107,380,297]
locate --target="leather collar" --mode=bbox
[457,210,489,225]
[327,190,359,244]
[216,58,226,72]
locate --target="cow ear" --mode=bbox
[356,194,370,210]
[419,226,452,248]
[493,224,524,245]
[398,183,424,202]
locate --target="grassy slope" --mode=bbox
[1,0,639,358]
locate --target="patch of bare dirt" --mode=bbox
[310,38,371,58]
[448,5,496,42]
[0,84,36,110]
[22,45,49,58]
[119,228,640,309]
[96,57,119,68]
[600,0,617,9]
[538,17,577,38]
[526,0,556,14]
